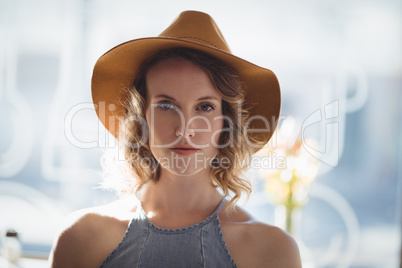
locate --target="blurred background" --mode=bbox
[0,0,401,267]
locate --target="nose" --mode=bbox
[175,122,195,138]
[175,113,197,139]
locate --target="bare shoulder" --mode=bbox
[49,198,136,268]
[247,221,302,267]
[220,205,302,268]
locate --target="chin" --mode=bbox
[155,151,215,176]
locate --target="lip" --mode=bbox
[170,148,200,156]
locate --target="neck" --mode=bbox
[140,168,223,216]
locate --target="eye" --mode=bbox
[198,103,215,112]
[156,101,177,111]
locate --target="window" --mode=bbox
[1,1,400,267]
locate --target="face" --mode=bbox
[145,57,224,176]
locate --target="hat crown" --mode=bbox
[158,11,231,53]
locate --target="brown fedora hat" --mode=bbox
[92,10,280,150]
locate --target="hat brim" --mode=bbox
[92,37,281,152]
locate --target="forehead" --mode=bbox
[145,57,221,100]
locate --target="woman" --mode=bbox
[49,11,302,267]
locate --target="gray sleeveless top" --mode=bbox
[99,199,237,268]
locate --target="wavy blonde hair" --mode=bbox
[101,48,263,210]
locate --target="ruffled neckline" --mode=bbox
[137,198,226,233]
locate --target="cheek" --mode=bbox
[210,118,224,144]
[146,110,175,143]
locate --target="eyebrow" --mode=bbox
[154,94,219,101]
